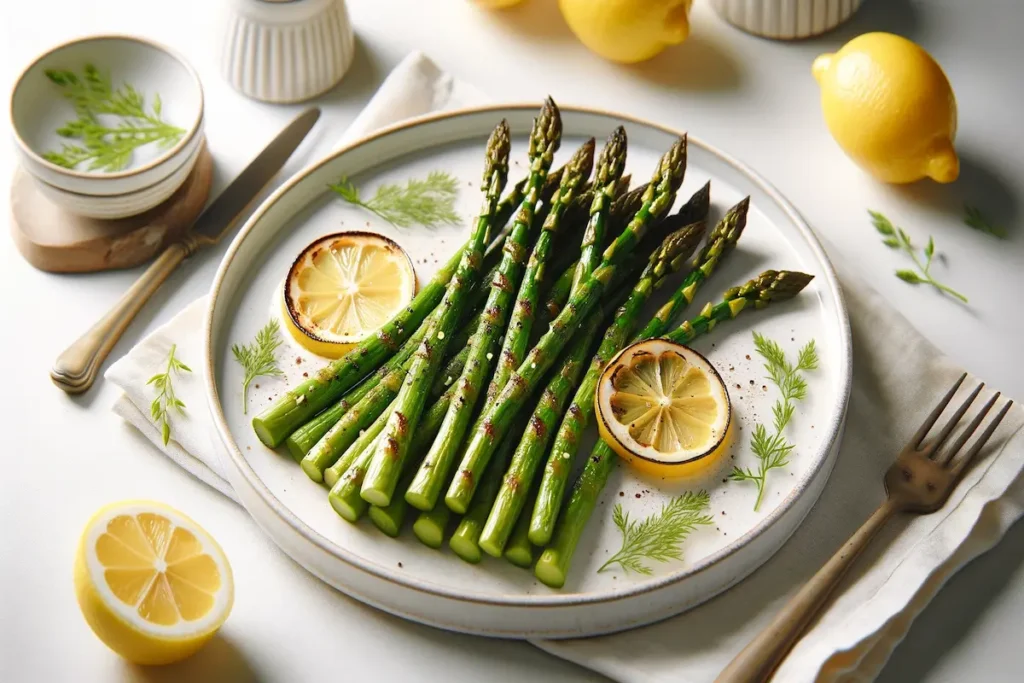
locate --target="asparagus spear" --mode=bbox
[449,433,519,564]
[355,119,518,507]
[527,187,735,545]
[478,305,608,557]
[482,218,707,555]
[571,127,626,293]
[445,136,688,513]
[503,504,537,568]
[405,134,593,511]
[534,269,815,588]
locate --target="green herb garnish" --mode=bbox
[232,319,285,414]
[148,344,191,445]
[963,204,1006,239]
[869,210,968,303]
[329,171,460,229]
[730,333,818,511]
[42,64,185,172]
[599,491,714,576]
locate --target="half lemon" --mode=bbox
[596,339,731,477]
[283,232,416,359]
[73,501,233,665]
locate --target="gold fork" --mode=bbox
[717,373,1014,683]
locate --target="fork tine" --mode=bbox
[949,400,1014,479]
[926,382,985,457]
[912,372,968,448]
[934,392,1000,465]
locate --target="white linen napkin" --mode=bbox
[106,52,1024,683]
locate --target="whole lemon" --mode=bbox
[813,33,959,184]
[559,0,693,64]
[471,0,525,7]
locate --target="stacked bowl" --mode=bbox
[10,35,205,220]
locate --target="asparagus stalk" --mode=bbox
[449,433,519,564]
[327,429,383,521]
[478,306,607,557]
[405,134,593,511]
[445,136,688,513]
[533,269,815,588]
[526,186,724,545]
[571,127,626,293]
[483,218,707,554]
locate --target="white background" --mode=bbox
[2,0,1023,681]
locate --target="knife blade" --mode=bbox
[193,106,321,242]
[51,107,322,394]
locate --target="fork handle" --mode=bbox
[716,499,899,683]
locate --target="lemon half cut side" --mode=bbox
[596,340,731,477]
[73,501,234,665]
[283,232,416,359]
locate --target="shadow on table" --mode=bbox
[886,150,1020,239]
[123,635,262,683]
[804,0,923,45]
[624,34,743,91]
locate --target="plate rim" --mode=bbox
[203,103,853,608]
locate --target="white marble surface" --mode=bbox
[1,0,1022,681]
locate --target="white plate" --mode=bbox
[204,105,852,638]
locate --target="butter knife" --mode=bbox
[51,107,321,394]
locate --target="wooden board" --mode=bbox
[9,144,213,273]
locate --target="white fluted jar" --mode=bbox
[222,0,355,103]
[709,0,863,40]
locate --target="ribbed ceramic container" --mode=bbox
[221,0,355,104]
[710,0,863,39]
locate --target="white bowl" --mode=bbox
[9,35,204,196]
[32,135,206,220]
[709,0,863,39]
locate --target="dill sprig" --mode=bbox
[148,344,191,445]
[232,319,285,414]
[868,210,968,303]
[963,204,1006,239]
[598,491,714,576]
[329,171,460,229]
[729,333,818,511]
[42,64,185,172]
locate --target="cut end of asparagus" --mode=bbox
[323,466,344,489]
[360,485,392,508]
[368,506,403,538]
[404,489,434,512]
[300,458,326,484]
[534,552,566,588]
[284,436,309,462]
[504,545,534,569]
[449,533,483,564]
[329,491,366,523]
[413,510,450,549]
[445,494,469,516]
[251,416,280,448]
[478,536,505,559]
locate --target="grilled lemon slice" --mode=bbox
[283,232,416,359]
[596,339,731,477]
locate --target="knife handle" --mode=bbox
[51,236,204,394]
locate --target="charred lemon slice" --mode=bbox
[596,339,731,477]
[283,232,416,359]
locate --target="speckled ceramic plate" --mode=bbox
[204,105,851,638]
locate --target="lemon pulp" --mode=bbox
[74,501,233,665]
[596,340,731,477]
[283,232,416,359]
